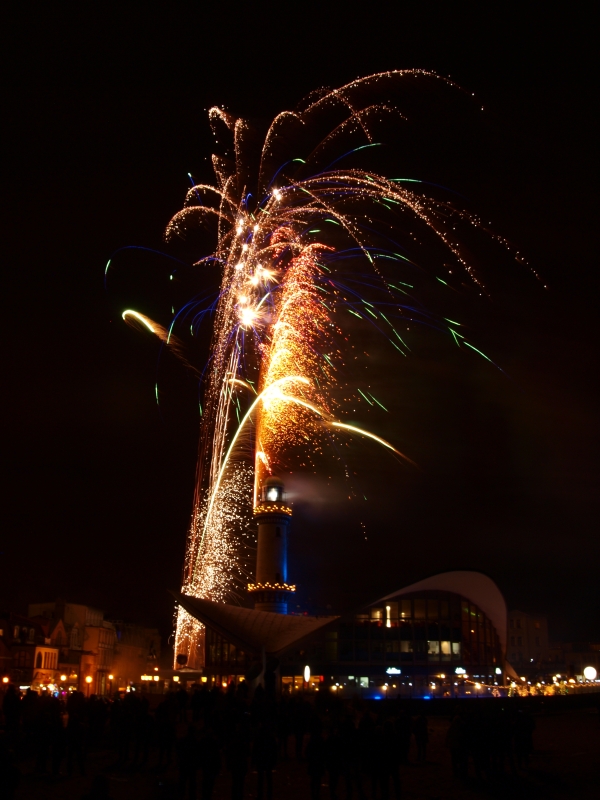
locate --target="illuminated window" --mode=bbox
[441,641,451,655]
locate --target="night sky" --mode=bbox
[3,5,598,645]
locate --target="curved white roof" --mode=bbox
[377,571,507,655]
[173,592,339,658]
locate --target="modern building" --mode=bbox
[175,477,511,698]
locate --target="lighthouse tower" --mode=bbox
[248,476,295,614]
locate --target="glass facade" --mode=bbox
[204,628,252,686]
[281,591,503,697]
[201,590,504,697]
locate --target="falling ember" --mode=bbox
[116,71,522,668]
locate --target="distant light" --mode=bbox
[154,676,160,682]
[455,667,466,675]
[108,674,114,680]
[173,676,180,682]
[85,676,93,684]
[386,667,401,675]
[495,667,502,674]
[2,677,8,684]
[304,665,310,683]
[583,666,597,681]
[60,675,67,681]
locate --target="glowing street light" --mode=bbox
[583,666,597,681]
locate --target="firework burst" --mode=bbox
[117,71,519,667]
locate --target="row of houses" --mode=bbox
[0,600,160,694]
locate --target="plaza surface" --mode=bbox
[10,704,600,800]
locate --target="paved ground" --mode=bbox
[11,706,600,799]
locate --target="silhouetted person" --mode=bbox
[177,686,189,723]
[199,722,221,800]
[176,724,199,799]
[358,710,376,792]
[253,720,277,800]
[412,714,428,763]
[277,696,291,759]
[67,691,87,776]
[380,719,401,800]
[156,695,177,769]
[291,698,309,760]
[513,709,535,769]
[395,709,412,764]
[225,721,250,800]
[81,774,115,799]
[305,723,326,800]
[339,716,365,800]
[2,685,20,747]
[48,695,66,776]
[0,736,20,799]
[446,713,468,778]
[324,725,344,799]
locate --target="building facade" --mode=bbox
[507,609,549,667]
[0,612,60,689]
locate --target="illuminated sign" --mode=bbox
[386,667,402,675]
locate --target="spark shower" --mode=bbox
[117,71,520,667]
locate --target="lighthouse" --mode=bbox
[248,476,295,614]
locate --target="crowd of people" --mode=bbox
[1,681,538,799]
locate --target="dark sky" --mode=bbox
[3,5,598,643]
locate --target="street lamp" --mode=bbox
[85,675,93,697]
[108,674,114,695]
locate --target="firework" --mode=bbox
[118,71,517,667]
